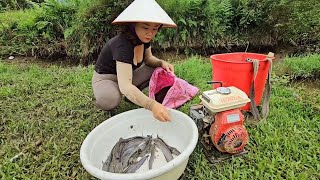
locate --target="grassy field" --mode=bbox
[0,55,319,179]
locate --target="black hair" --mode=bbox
[116,23,163,45]
[117,25,142,45]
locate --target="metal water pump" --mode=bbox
[190,82,251,162]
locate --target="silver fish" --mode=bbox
[122,141,147,168]
[128,137,152,165]
[109,138,130,173]
[124,155,149,173]
[103,137,144,173]
[121,138,146,159]
[154,138,173,162]
[149,143,156,170]
[158,137,181,156]
[102,138,124,172]
[102,153,112,171]
[137,136,152,158]
[102,135,180,173]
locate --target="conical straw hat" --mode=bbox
[112,0,177,28]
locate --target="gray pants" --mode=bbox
[92,64,155,111]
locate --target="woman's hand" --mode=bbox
[151,101,171,122]
[161,61,174,74]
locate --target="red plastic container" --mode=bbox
[210,52,272,111]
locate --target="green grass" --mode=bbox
[0,56,319,179]
[279,54,320,79]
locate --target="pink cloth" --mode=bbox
[149,67,199,109]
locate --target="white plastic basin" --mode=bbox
[80,108,198,180]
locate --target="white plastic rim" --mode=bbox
[80,108,198,180]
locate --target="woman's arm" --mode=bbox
[144,47,174,73]
[116,61,171,122]
[116,61,154,110]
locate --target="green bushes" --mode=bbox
[0,0,319,62]
[0,0,133,62]
[64,0,134,64]
[155,0,320,52]
[0,9,38,55]
[155,0,235,50]
[0,0,44,12]
[0,0,78,57]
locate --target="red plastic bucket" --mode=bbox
[210,52,272,111]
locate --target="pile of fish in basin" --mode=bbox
[80,108,198,180]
